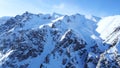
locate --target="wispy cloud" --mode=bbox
[53,3,65,9]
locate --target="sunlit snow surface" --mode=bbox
[96,15,120,41]
[0,50,14,65]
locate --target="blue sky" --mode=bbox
[0,0,120,17]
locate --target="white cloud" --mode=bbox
[53,3,65,9]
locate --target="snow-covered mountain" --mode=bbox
[0,12,120,68]
[0,16,11,25]
[96,15,120,68]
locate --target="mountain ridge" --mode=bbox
[0,12,119,68]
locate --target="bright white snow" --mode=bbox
[96,15,120,40]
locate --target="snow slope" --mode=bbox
[0,16,11,25]
[96,15,120,44]
[96,15,120,68]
